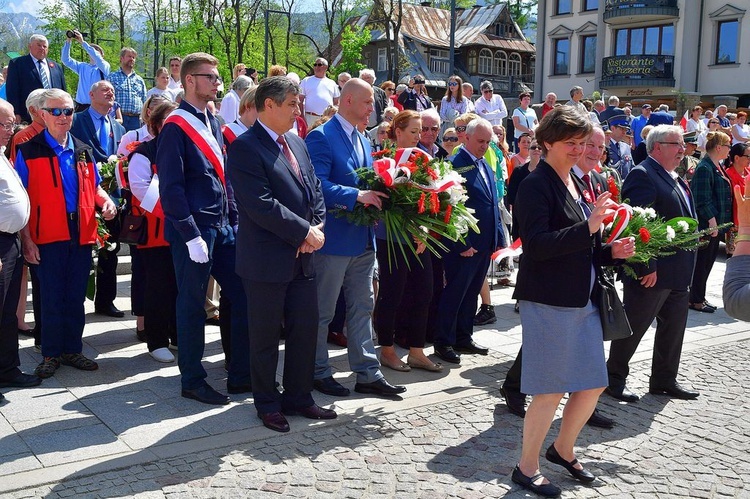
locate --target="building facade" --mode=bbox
[536,0,749,112]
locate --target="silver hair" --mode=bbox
[89,80,113,93]
[465,117,492,136]
[420,108,440,123]
[40,89,73,108]
[608,95,620,106]
[232,75,253,92]
[645,125,682,153]
[26,88,46,113]
[29,34,48,45]
[396,84,407,93]
[570,86,583,98]
[359,68,376,80]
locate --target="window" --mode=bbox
[716,20,739,63]
[494,50,508,76]
[583,0,598,11]
[377,48,387,72]
[580,35,596,73]
[468,49,477,74]
[614,25,675,56]
[509,53,522,76]
[430,49,450,75]
[479,49,493,74]
[556,0,572,15]
[553,39,569,75]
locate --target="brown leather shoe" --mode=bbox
[284,404,337,420]
[258,411,290,433]
[327,331,348,347]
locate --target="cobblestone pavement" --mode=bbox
[7,337,750,498]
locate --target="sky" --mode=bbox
[2,0,325,17]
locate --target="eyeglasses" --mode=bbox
[386,87,395,92]
[529,146,541,150]
[313,63,326,67]
[483,90,493,94]
[191,73,222,84]
[422,126,439,132]
[448,82,458,87]
[42,107,74,116]
[658,141,686,148]
[0,122,14,132]
[455,126,467,132]
[443,137,459,142]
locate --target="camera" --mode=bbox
[66,30,77,39]
[414,79,425,85]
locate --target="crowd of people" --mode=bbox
[0,31,749,497]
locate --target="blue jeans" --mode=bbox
[122,115,141,132]
[36,221,92,358]
[166,224,250,390]
[314,251,382,383]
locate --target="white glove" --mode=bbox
[186,236,209,263]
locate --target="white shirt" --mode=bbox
[117,125,153,156]
[686,118,707,135]
[512,107,538,139]
[299,76,340,115]
[128,152,153,203]
[218,89,240,124]
[167,76,182,90]
[474,94,508,125]
[733,123,750,146]
[0,150,30,233]
[146,87,175,101]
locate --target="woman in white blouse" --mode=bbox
[439,75,470,132]
[512,92,538,150]
[732,111,750,146]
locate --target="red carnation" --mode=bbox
[602,213,615,226]
[430,192,440,214]
[607,176,619,200]
[372,149,391,158]
[417,193,426,214]
[443,204,453,223]
[639,227,651,243]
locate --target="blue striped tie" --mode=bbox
[37,59,50,89]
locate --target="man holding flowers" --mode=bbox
[606,125,700,402]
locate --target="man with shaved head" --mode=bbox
[306,78,406,399]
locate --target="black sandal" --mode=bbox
[511,466,561,497]
[689,303,715,313]
[545,443,595,483]
[60,353,99,371]
[34,357,61,379]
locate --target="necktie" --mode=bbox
[351,129,363,165]
[99,115,110,155]
[582,173,594,198]
[277,135,302,181]
[37,59,50,89]
[476,159,492,192]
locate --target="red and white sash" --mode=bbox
[165,109,226,186]
[222,121,247,145]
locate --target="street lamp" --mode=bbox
[154,28,176,76]
[264,9,291,77]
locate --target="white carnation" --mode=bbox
[677,220,689,232]
[666,226,675,242]
[108,155,118,163]
[644,207,657,219]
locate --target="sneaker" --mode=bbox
[149,347,175,363]
[34,357,61,379]
[473,304,497,326]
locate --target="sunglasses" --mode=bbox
[448,82,458,87]
[443,137,459,142]
[455,126,467,132]
[422,126,439,132]
[529,146,541,150]
[386,87,395,92]
[313,63,326,67]
[483,90,493,94]
[43,107,74,116]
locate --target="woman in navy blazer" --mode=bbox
[511,108,634,496]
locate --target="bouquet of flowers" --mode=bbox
[334,147,479,268]
[602,202,730,278]
[98,155,124,195]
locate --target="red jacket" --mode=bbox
[129,140,168,248]
[19,133,98,246]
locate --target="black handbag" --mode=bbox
[595,271,633,341]
[119,213,148,245]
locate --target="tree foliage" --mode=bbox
[334,24,370,79]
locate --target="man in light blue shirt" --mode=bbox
[61,30,109,111]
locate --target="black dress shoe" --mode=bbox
[649,382,699,400]
[313,376,350,397]
[605,384,640,402]
[586,409,615,429]
[284,404,337,420]
[0,373,43,388]
[0,392,5,404]
[227,383,252,394]
[258,411,290,433]
[354,378,406,397]
[434,345,461,364]
[511,466,561,498]
[181,384,230,405]
[500,387,526,418]
[454,341,489,355]
[545,443,596,483]
[95,304,125,318]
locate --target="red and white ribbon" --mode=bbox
[492,238,523,263]
[605,204,632,244]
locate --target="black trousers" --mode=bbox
[141,246,177,351]
[0,234,23,381]
[689,234,720,304]
[374,243,433,348]
[503,347,524,394]
[28,263,42,344]
[244,264,317,414]
[607,279,689,387]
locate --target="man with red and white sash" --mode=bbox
[156,52,249,406]
[15,89,117,379]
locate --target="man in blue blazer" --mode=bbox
[434,118,502,364]
[606,125,699,402]
[70,79,127,318]
[228,76,335,433]
[6,35,66,124]
[306,78,406,398]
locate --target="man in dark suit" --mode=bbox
[157,52,250,406]
[70,80,127,318]
[606,125,699,402]
[306,78,405,398]
[646,104,675,127]
[6,34,66,124]
[434,118,501,364]
[598,95,624,124]
[228,76,335,433]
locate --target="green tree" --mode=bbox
[333,24,370,79]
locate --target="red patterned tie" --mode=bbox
[277,135,302,181]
